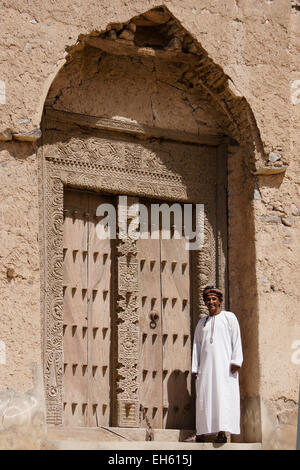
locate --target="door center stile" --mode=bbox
[114,196,140,427]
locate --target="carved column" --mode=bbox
[114,196,140,427]
[193,202,216,320]
[44,173,64,425]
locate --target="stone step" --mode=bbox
[46,426,195,442]
[45,427,262,450]
[45,439,262,451]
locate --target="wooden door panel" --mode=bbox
[63,190,89,426]
[137,234,163,429]
[87,193,113,427]
[161,237,193,429]
[138,201,194,430]
[62,190,114,427]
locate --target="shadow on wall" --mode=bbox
[165,370,194,430]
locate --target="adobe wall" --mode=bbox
[0,0,299,449]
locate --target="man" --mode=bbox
[190,285,243,443]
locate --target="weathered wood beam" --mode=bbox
[84,37,200,64]
[251,166,288,176]
[13,128,42,142]
[44,107,225,146]
[0,128,41,142]
[0,130,12,141]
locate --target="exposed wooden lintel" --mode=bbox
[251,166,288,176]
[0,128,41,142]
[44,107,225,146]
[84,37,200,64]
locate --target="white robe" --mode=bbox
[192,310,243,435]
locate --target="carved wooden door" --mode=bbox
[62,189,114,427]
[138,201,194,429]
[63,190,195,429]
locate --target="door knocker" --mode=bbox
[149,311,159,329]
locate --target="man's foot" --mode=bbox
[184,434,205,443]
[213,431,227,443]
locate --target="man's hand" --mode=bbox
[192,372,198,380]
[230,364,240,374]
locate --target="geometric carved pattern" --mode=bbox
[41,126,223,426]
[44,174,64,425]
[115,196,140,426]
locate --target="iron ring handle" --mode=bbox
[149,312,159,329]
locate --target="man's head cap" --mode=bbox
[202,285,223,301]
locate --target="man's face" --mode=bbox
[204,294,221,315]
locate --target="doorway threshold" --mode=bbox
[45,426,261,450]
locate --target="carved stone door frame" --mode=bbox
[40,119,227,428]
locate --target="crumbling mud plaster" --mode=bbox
[0,364,47,450]
[0,141,41,392]
[0,0,296,156]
